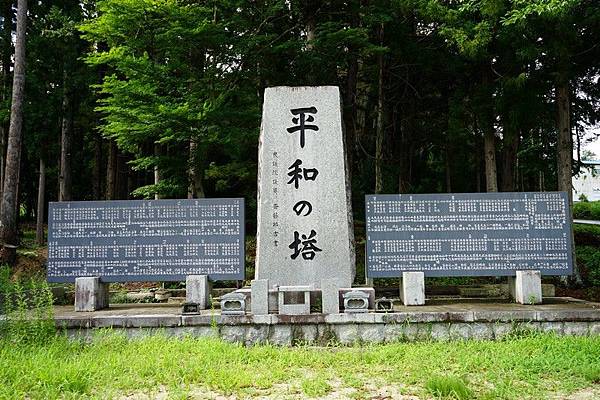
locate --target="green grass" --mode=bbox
[300,375,332,397]
[426,375,473,399]
[0,332,599,399]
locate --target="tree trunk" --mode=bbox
[92,133,102,199]
[344,57,358,178]
[303,0,319,50]
[187,138,205,199]
[58,71,72,202]
[480,66,498,193]
[36,157,45,245]
[0,0,13,210]
[483,126,498,192]
[374,23,384,194]
[116,153,129,200]
[106,140,117,200]
[396,85,414,194]
[127,167,135,200]
[556,80,582,285]
[0,0,26,264]
[557,83,572,204]
[154,143,162,200]
[445,144,452,192]
[500,127,519,192]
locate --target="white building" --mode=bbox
[573,160,600,202]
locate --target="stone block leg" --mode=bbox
[75,277,109,312]
[510,270,542,304]
[400,272,425,306]
[251,279,269,315]
[186,275,210,309]
[321,278,340,314]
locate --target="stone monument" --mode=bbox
[255,86,355,289]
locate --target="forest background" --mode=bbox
[0,0,598,281]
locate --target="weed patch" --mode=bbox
[426,375,473,399]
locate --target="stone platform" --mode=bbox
[50,297,600,345]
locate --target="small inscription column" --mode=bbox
[256,86,355,288]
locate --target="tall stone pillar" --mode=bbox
[256,86,355,288]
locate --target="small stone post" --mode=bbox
[186,275,210,309]
[251,279,269,315]
[321,278,340,314]
[400,272,425,306]
[509,270,542,304]
[74,277,109,312]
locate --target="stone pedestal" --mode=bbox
[375,297,394,312]
[400,272,425,306]
[251,279,270,315]
[338,287,375,310]
[321,278,340,314]
[186,275,210,309]
[343,290,369,313]
[74,277,109,312]
[278,286,312,315]
[221,292,246,315]
[509,270,542,304]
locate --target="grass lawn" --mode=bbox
[0,332,599,399]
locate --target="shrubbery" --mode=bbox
[577,246,600,287]
[0,265,55,344]
[573,201,600,220]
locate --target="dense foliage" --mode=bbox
[0,0,598,232]
[574,201,600,221]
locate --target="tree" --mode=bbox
[0,0,26,263]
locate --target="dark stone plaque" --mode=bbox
[365,192,573,277]
[47,198,245,283]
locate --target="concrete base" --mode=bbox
[75,277,109,312]
[509,270,542,304]
[53,298,600,345]
[186,275,210,309]
[400,272,425,306]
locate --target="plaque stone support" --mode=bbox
[186,275,210,309]
[74,277,109,312]
[509,270,542,304]
[255,86,355,289]
[400,272,425,306]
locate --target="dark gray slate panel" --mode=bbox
[365,192,573,277]
[47,198,245,282]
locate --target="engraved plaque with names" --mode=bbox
[366,192,573,277]
[47,198,244,282]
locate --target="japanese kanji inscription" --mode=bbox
[47,198,245,282]
[365,192,573,277]
[256,86,355,288]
